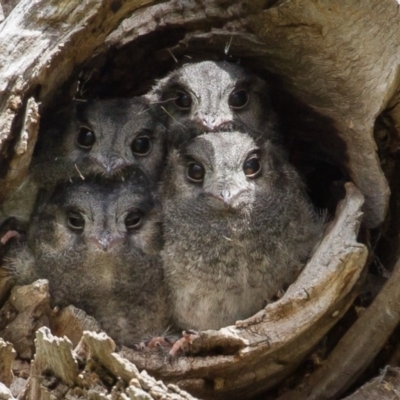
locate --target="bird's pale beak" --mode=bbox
[90,234,124,252]
[195,114,230,132]
[206,187,244,209]
[92,155,129,176]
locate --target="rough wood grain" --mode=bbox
[251,0,400,229]
[21,327,197,400]
[0,338,15,387]
[79,331,141,384]
[24,327,78,400]
[0,0,20,20]
[276,239,400,399]
[50,305,101,348]
[0,97,39,204]
[34,327,78,387]
[343,367,400,400]
[0,383,16,400]
[0,280,52,360]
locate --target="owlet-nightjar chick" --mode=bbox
[34,96,166,183]
[4,177,170,347]
[1,97,166,223]
[148,61,277,144]
[161,131,322,331]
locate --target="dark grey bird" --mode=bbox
[161,131,322,331]
[147,60,277,143]
[0,96,166,223]
[34,96,166,183]
[3,176,170,347]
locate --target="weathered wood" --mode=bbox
[276,244,400,399]
[0,0,20,20]
[50,305,101,348]
[24,327,78,399]
[79,331,141,384]
[249,0,400,229]
[0,280,104,357]
[34,327,78,387]
[0,280,51,359]
[0,383,16,400]
[22,327,197,400]
[0,97,39,210]
[0,338,15,387]
[343,367,400,400]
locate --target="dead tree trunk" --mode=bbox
[1,1,400,399]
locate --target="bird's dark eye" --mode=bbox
[125,211,144,231]
[67,211,85,231]
[187,162,205,183]
[76,126,95,149]
[243,156,261,178]
[131,136,152,156]
[229,90,249,109]
[174,91,192,110]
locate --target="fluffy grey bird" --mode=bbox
[161,131,322,330]
[148,61,277,143]
[3,176,170,347]
[34,96,167,183]
[1,96,166,224]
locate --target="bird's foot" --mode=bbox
[168,330,199,360]
[0,217,26,261]
[131,330,199,360]
[0,217,26,244]
[1,230,21,245]
[133,336,173,355]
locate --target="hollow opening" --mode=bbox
[3,9,396,398]
[36,28,349,217]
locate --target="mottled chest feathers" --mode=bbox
[5,177,169,346]
[161,131,322,330]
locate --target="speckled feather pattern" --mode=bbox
[5,178,170,346]
[161,132,322,330]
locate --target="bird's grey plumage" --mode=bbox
[4,176,170,346]
[161,131,322,330]
[148,61,277,144]
[34,96,166,183]
[1,96,166,223]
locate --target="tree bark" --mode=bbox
[343,367,400,400]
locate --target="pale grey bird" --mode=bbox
[1,96,166,223]
[147,61,277,144]
[3,176,170,347]
[161,131,322,331]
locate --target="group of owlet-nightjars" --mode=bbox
[0,61,323,349]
